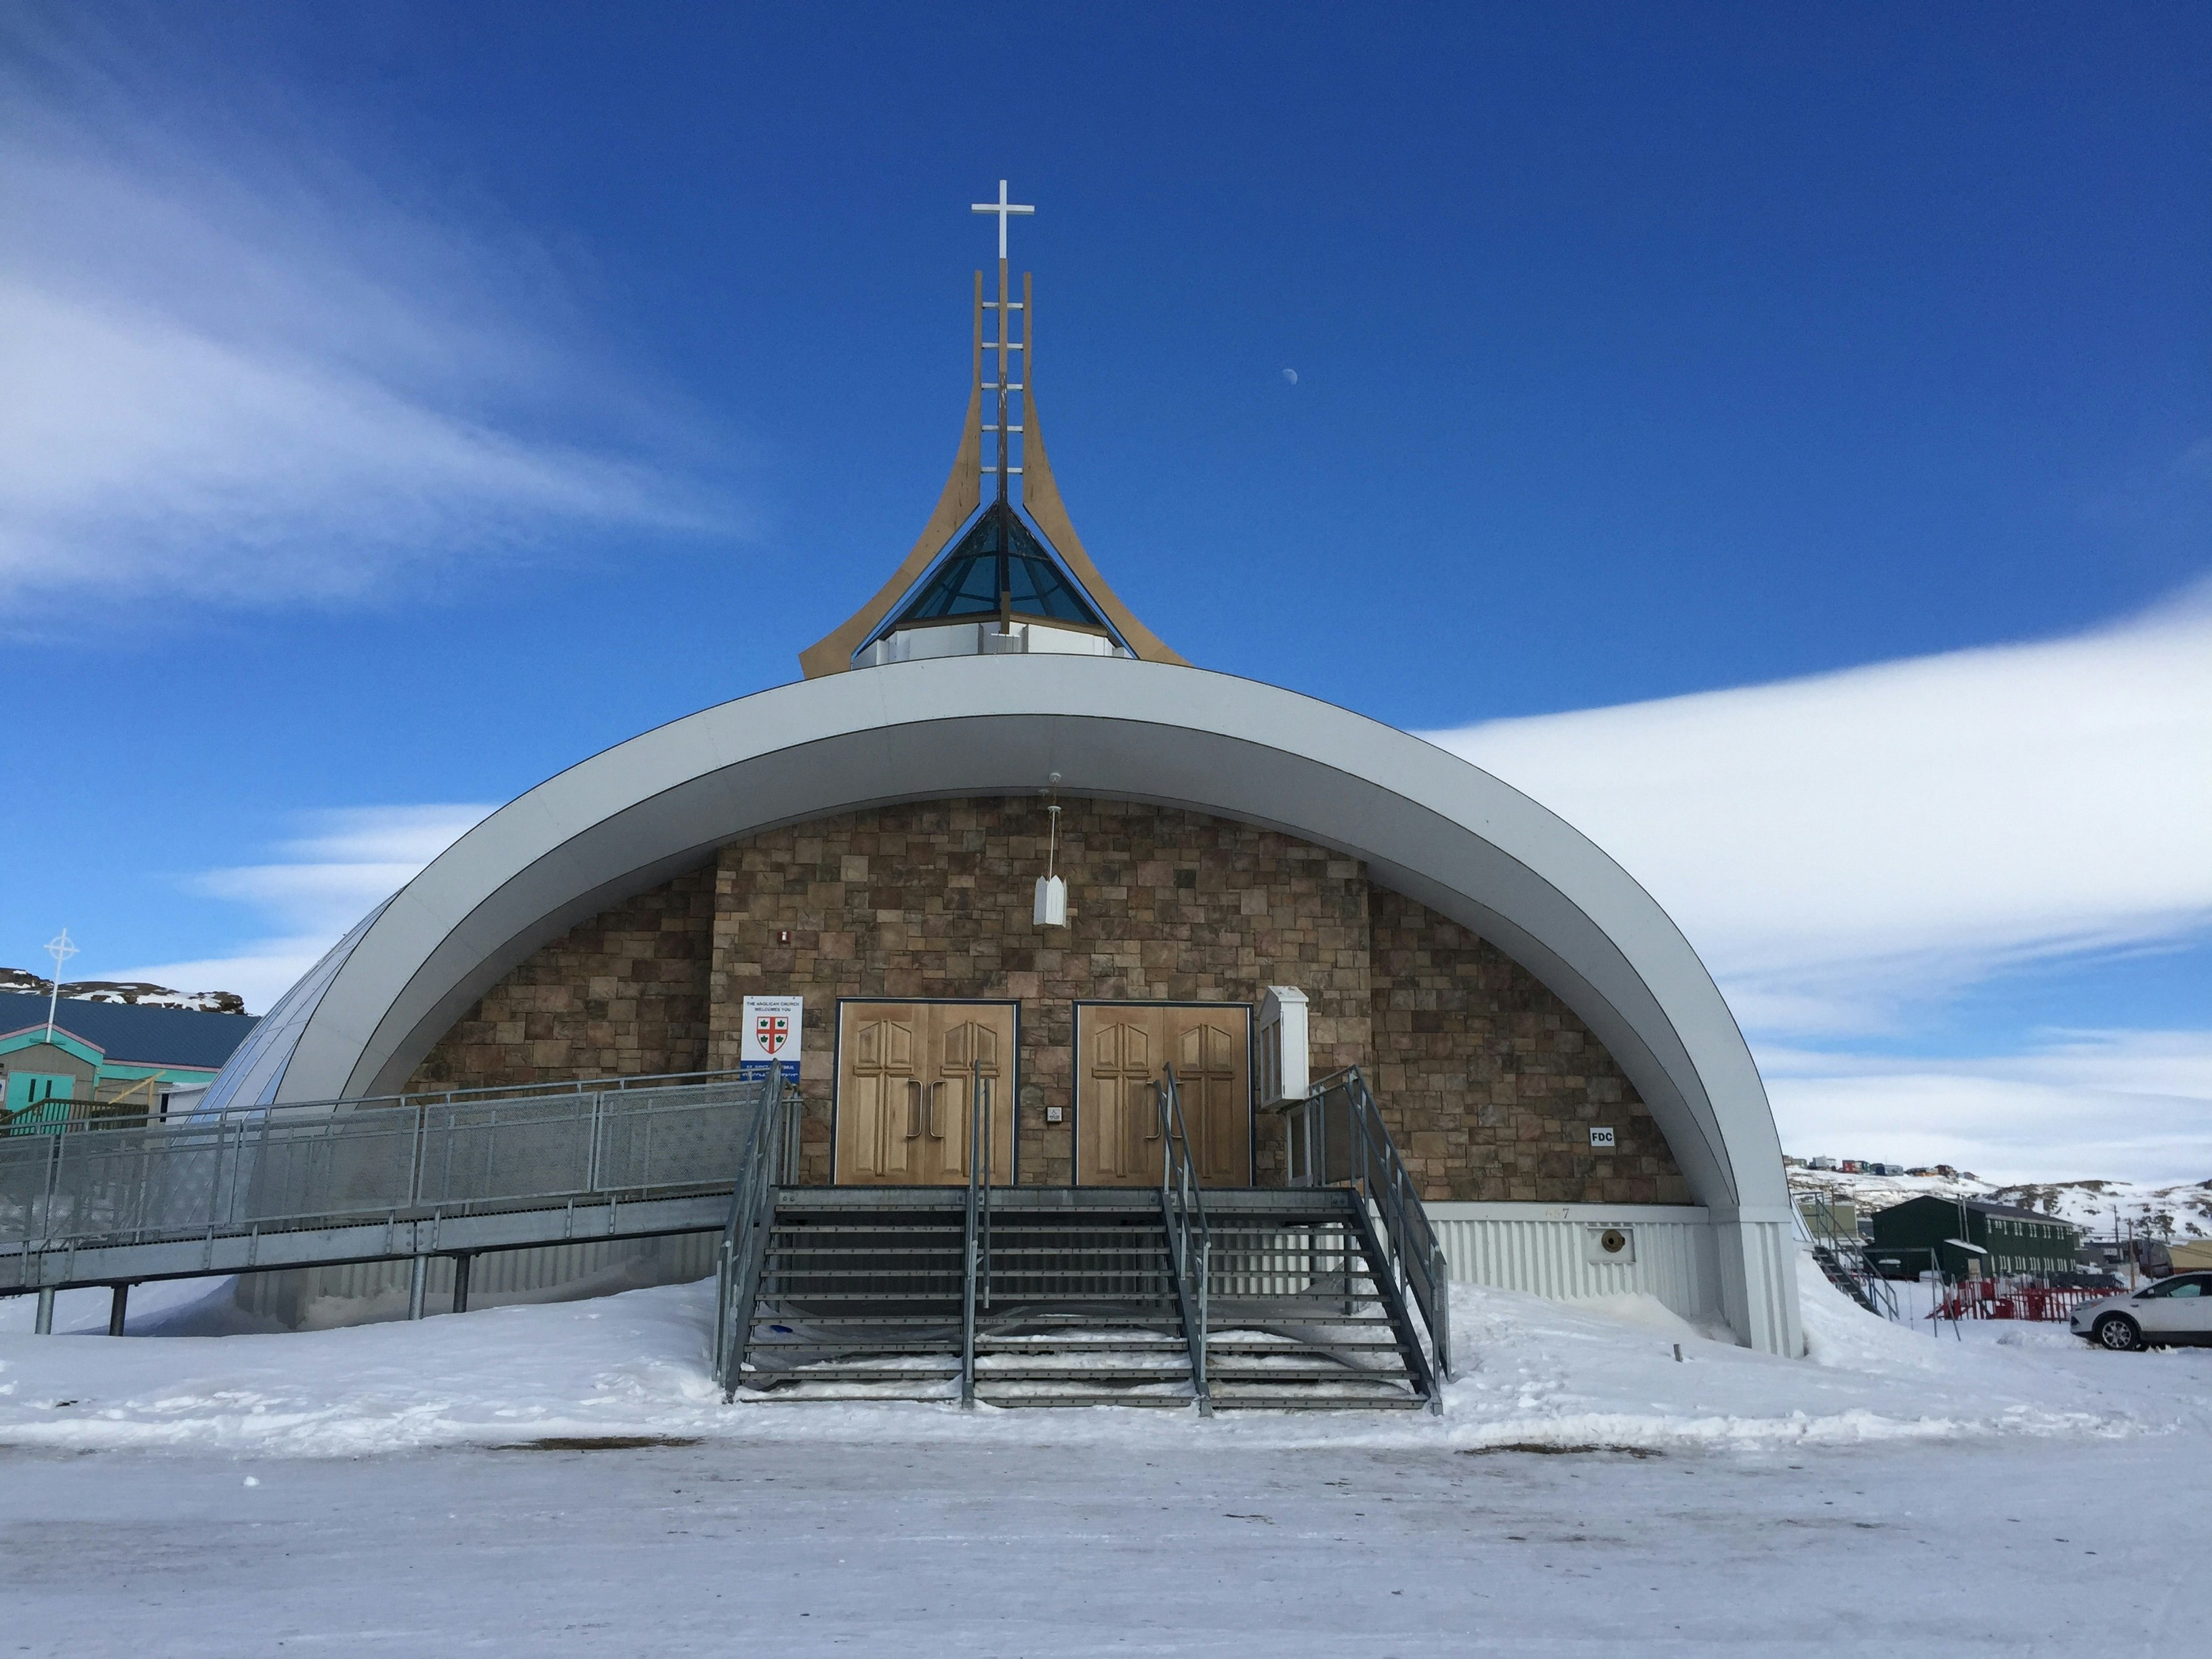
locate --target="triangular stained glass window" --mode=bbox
[888,502,1109,630]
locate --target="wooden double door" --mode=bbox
[833,1001,1017,1185]
[1076,1003,1252,1188]
[830,998,1254,1187]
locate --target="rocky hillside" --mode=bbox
[1984,1178,2212,1242]
[0,967,247,1016]
[1789,1163,2212,1240]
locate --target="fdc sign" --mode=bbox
[739,994,804,1084]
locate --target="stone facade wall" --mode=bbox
[708,798,1371,1185]
[407,870,716,1091]
[403,798,1686,1203]
[1368,888,1687,1205]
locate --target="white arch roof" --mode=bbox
[211,655,1788,1221]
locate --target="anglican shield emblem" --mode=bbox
[740,994,805,1078]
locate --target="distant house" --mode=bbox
[1796,1194,1859,1242]
[2171,1241,2212,1273]
[0,991,258,1130]
[1866,1195,2081,1281]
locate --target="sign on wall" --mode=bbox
[739,994,804,1084]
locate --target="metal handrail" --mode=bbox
[1158,1065,1213,1414]
[5,1071,766,1263]
[1305,1066,1452,1388]
[1790,1191,1902,1323]
[960,1057,987,1408]
[1828,1240,1900,1322]
[0,1068,754,1141]
[713,1071,791,1397]
[1856,1253,1900,1322]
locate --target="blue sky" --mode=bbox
[3,3,2205,1179]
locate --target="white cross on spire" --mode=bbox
[970,178,1034,262]
[42,927,77,1045]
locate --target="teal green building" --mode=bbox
[0,992,257,1130]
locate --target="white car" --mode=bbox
[2072,1271,2212,1351]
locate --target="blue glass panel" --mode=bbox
[901,554,1002,619]
[890,504,1107,630]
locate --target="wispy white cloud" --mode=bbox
[1425,581,2212,1037]
[0,25,733,617]
[1759,1030,2212,1186]
[108,805,492,1014]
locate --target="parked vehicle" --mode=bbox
[2071,1271,2212,1351]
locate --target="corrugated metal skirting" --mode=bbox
[231,1202,1735,1335]
[232,1233,720,1329]
[1425,1203,1721,1327]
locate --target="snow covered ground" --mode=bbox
[3,1261,2207,1653]
[5,1257,2202,1456]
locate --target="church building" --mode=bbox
[202,187,1802,1366]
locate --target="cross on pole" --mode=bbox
[43,928,77,1045]
[971,180,1035,505]
[970,179,1033,262]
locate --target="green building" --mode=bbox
[1866,1194,2081,1281]
[0,991,257,1130]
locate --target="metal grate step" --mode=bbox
[726,1179,1440,1415]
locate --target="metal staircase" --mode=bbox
[733,1190,1195,1406]
[1204,1192,1436,1410]
[1811,1242,1879,1313]
[1793,1190,1898,1320]
[712,1066,1450,1414]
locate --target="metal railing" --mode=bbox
[1158,1065,1214,1414]
[1819,1241,1900,1322]
[1789,1193,1904,1322]
[712,1072,794,1397]
[960,1057,991,1408]
[4,1069,769,1264]
[1284,1066,1452,1384]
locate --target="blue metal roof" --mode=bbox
[0,992,258,1071]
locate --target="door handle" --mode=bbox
[926,1080,943,1141]
[905,1079,923,1140]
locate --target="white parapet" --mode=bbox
[857,621,1129,668]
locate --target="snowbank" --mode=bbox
[6,1252,2207,1460]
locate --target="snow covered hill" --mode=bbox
[0,966,246,1015]
[1788,1165,2212,1239]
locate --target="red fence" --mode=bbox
[1933,1281,2110,1322]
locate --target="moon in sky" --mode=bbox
[1282,368,1298,385]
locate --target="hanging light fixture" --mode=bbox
[1033,773,1067,928]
